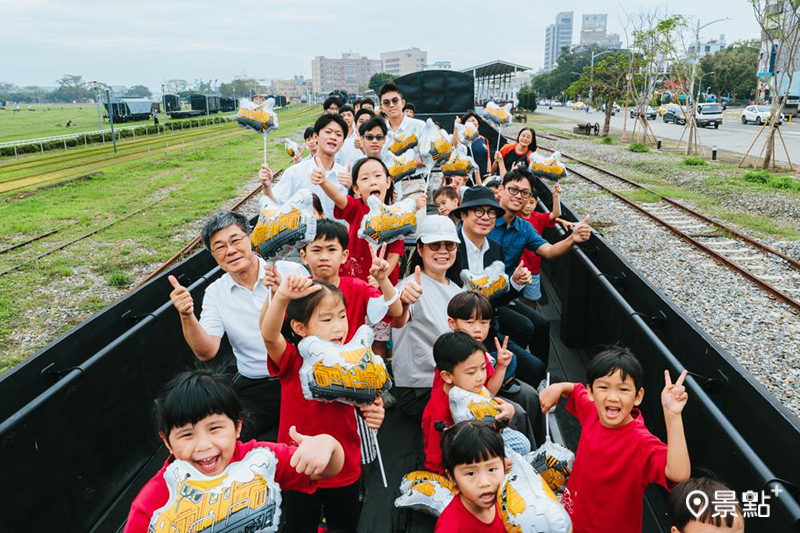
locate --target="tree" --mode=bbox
[51,74,91,102]
[746,0,800,169]
[164,79,190,94]
[567,51,637,136]
[218,77,261,98]
[0,81,18,100]
[125,85,152,98]
[699,40,759,102]
[368,72,395,93]
[517,84,538,111]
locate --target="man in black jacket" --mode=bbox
[451,187,548,387]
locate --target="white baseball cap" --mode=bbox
[416,215,460,244]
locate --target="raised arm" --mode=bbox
[535,216,591,260]
[168,276,221,361]
[370,244,403,317]
[310,157,348,210]
[486,337,511,395]
[662,370,691,483]
[261,275,321,367]
[550,183,562,221]
[539,381,575,413]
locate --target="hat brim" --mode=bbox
[451,199,505,218]
[418,233,461,244]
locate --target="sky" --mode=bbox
[1,0,762,91]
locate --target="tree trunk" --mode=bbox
[603,103,613,136]
[760,120,779,169]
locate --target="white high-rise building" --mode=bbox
[380,48,428,76]
[578,14,622,50]
[311,53,382,94]
[544,12,574,71]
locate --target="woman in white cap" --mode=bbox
[391,215,463,418]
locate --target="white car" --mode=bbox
[742,105,785,125]
[696,103,723,128]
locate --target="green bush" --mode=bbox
[600,136,614,145]
[743,170,771,184]
[628,142,649,153]
[767,175,800,191]
[683,156,706,166]
[106,270,133,287]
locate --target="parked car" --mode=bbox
[696,103,723,128]
[662,104,688,125]
[551,100,564,107]
[571,101,588,110]
[602,102,620,115]
[741,105,785,125]
[630,105,657,120]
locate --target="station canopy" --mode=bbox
[462,60,532,104]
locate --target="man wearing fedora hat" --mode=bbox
[450,187,548,388]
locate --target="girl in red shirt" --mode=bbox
[261,275,385,533]
[124,370,345,533]
[492,127,537,177]
[436,420,509,532]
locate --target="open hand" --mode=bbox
[168,275,194,317]
[400,266,423,305]
[289,426,335,477]
[661,370,689,416]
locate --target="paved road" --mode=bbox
[537,106,800,164]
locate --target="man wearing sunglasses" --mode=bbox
[379,83,427,202]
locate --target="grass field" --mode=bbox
[0,101,279,143]
[0,104,322,373]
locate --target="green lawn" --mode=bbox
[0,104,321,373]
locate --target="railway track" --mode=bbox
[533,142,800,313]
[132,169,285,289]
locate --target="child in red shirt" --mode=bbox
[261,275,386,532]
[518,183,562,306]
[124,369,344,533]
[422,331,515,475]
[315,156,423,285]
[435,420,509,532]
[539,346,691,533]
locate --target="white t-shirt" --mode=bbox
[271,157,347,219]
[335,134,365,169]
[391,272,464,388]
[198,257,272,379]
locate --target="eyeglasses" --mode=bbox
[211,235,247,255]
[363,134,385,141]
[506,186,532,199]
[427,241,457,251]
[381,97,400,107]
[470,207,498,219]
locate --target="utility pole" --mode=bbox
[106,88,117,153]
[621,73,632,142]
[92,81,103,132]
[161,83,167,125]
[589,50,615,105]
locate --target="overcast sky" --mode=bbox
[2,0,761,91]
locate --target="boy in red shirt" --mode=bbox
[422,331,515,475]
[539,347,691,533]
[125,370,344,532]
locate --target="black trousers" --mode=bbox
[393,386,431,422]
[283,481,360,533]
[231,374,281,442]
[496,302,550,368]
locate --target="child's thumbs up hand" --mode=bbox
[401,266,423,305]
[168,275,194,317]
[289,426,335,477]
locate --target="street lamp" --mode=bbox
[105,88,117,154]
[91,81,102,132]
[161,83,167,126]
[689,18,729,105]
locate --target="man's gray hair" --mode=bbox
[201,211,251,252]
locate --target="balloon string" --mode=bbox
[263,133,267,166]
[372,427,388,488]
[545,371,551,441]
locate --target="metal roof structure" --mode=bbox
[461,60,532,105]
[461,60,532,78]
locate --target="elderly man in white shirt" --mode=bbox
[168,210,280,440]
[269,114,351,218]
